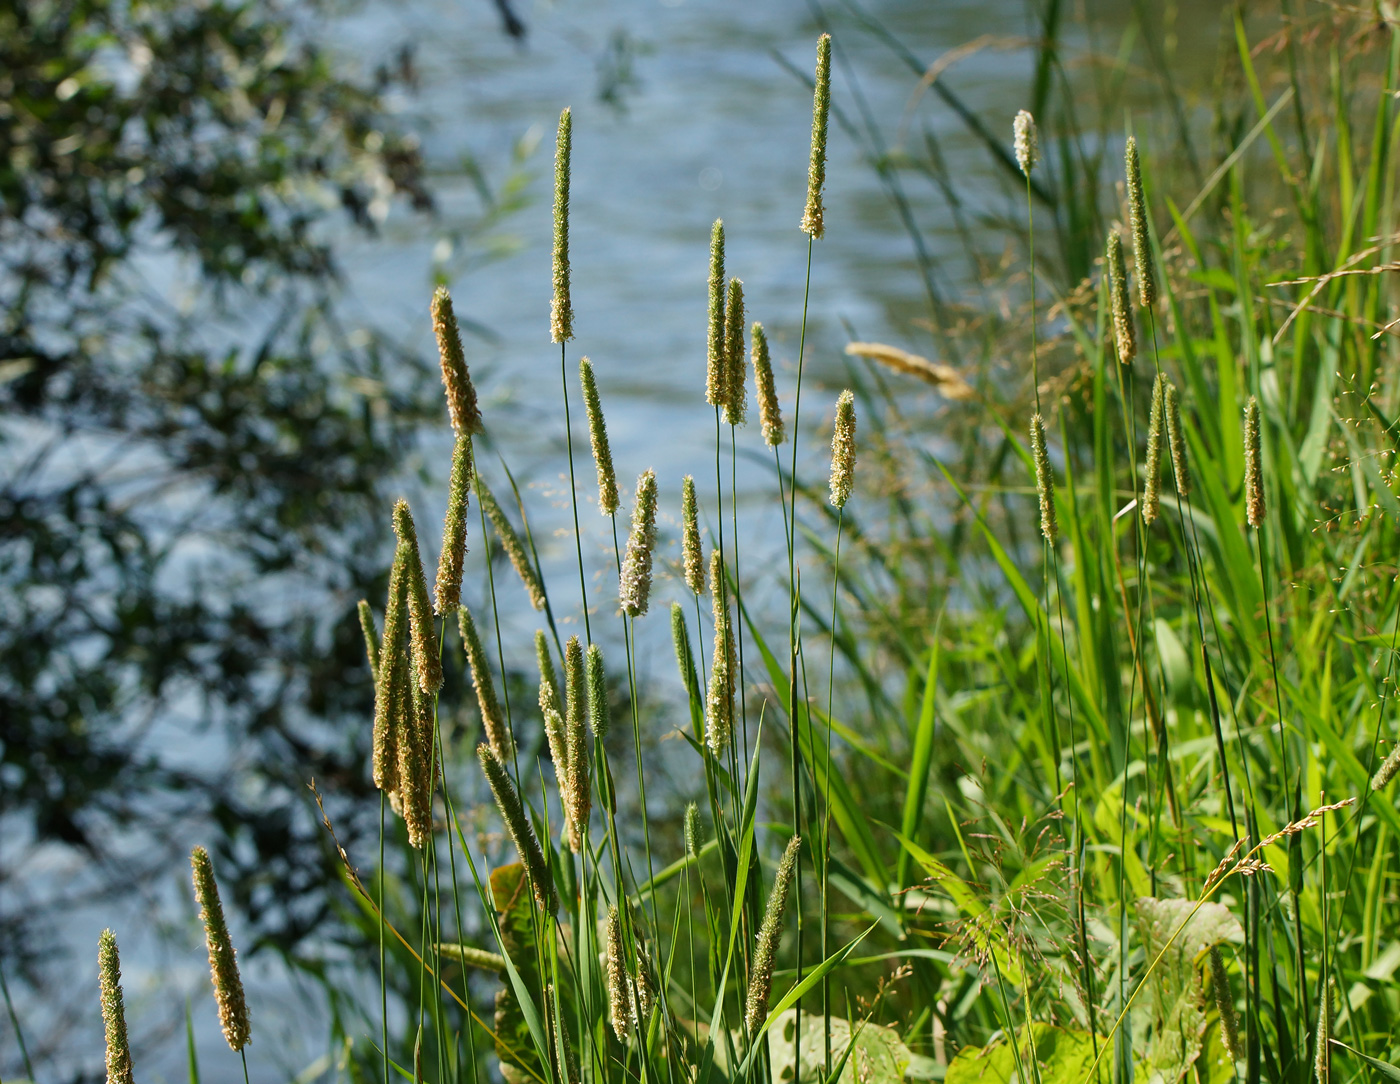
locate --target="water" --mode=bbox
[13,0,1224,1079]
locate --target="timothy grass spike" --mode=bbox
[684,802,702,857]
[580,357,619,515]
[563,636,589,852]
[393,499,443,694]
[190,846,251,1051]
[1106,230,1136,365]
[1315,980,1331,1084]
[1371,743,1400,790]
[1143,373,1165,525]
[682,475,705,595]
[829,390,856,510]
[431,286,482,434]
[619,469,658,617]
[1013,109,1038,176]
[706,220,726,407]
[98,929,135,1084]
[1165,381,1191,496]
[398,684,435,848]
[751,322,785,445]
[435,433,474,614]
[1209,946,1240,1062]
[723,278,747,425]
[671,600,698,703]
[372,545,410,793]
[478,742,557,912]
[551,109,574,344]
[744,834,801,1035]
[1030,413,1058,544]
[706,550,736,758]
[801,34,831,238]
[1125,137,1157,308]
[436,943,507,972]
[605,905,635,1042]
[1244,396,1265,528]
[537,629,562,719]
[585,642,609,741]
[479,479,548,611]
[459,604,513,761]
[358,599,380,686]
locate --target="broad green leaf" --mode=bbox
[946,1024,1097,1084]
[765,1011,913,1084]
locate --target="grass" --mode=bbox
[71,3,1400,1084]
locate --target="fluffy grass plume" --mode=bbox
[431,286,482,435]
[744,834,800,1034]
[723,277,747,425]
[435,433,474,614]
[801,34,831,238]
[1106,229,1136,365]
[706,549,736,758]
[357,599,380,686]
[551,108,574,344]
[682,475,705,595]
[706,220,726,407]
[563,635,589,851]
[843,342,973,400]
[751,322,785,446]
[580,357,619,515]
[190,846,251,1051]
[1165,381,1191,496]
[479,479,548,611]
[98,929,134,1084]
[619,469,658,617]
[392,499,443,695]
[1013,109,1038,176]
[459,604,512,761]
[828,390,856,510]
[1125,136,1157,308]
[372,545,409,794]
[477,742,556,912]
[1030,413,1057,544]
[1244,395,1265,528]
[1142,373,1165,525]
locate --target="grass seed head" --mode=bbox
[619,469,659,617]
[1165,381,1191,496]
[1209,945,1240,1062]
[706,220,727,407]
[1030,413,1058,544]
[434,433,474,614]
[580,357,619,515]
[1125,137,1157,309]
[358,598,380,686]
[372,546,410,793]
[682,474,706,596]
[551,108,574,343]
[1013,109,1038,177]
[586,642,610,741]
[723,278,747,425]
[1143,373,1165,525]
[98,929,135,1084]
[397,683,436,848]
[479,480,548,610]
[1106,229,1136,365]
[1315,980,1331,1084]
[671,601,698,703]
[801,34,831,238]
[1371,743,1400,791]
[536,629,562,719]
[751,322,785,446]
[191,846,251,1051]
[829,390,856,510]
[563,636,589,851]
[606,905,635,1042]
[477,742,556,912]
[745,835,800,1035]
[431,286,482,434]
[459,604,513,761]
[393,500,443,695]
[706,550,736,758]
[1244,396,1265,528]
[684,802,702,857]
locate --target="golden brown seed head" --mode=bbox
[1106,230,1136,365]
[619,469,659,618]
[580,357,619,515]
[434,433,474,615]
[551,108,574,344]
[745,835,801,1035]
[191,846,251,1052]
[478,480,547,611]
[751,322,785,446]
[828,390,856,510]
[705,220,726,407]
[393,499,443,695]
[1244,396,1265,528]
[682,475,706,596]
[801,35,832,238]
[1165,382,1191,497]
[1013,110,1038,177]
[459,604,512,761]
[1030,413,1058,544]
[1125,137,1157,309]
[98,929,135,1084]
[431,286,482,434]
[723,278,747,426]
[1143,373,1165,526]
[477,743,556,912]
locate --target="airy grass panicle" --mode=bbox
[190,845,251,1052]
[706,220,726,407]
[682,475,706,596]
[372,546,409,793]
[1013,109,1038,176]
[828,390,856,510]
[563,636,590,851]
[1165,381,1191,496]
[551,108,574,344]
[358,599,380,685]
[479,480,547,611]
[619,469,658,617]
[98,929,134,1084]
[751,322,784,446]
[431,286,482,435]
[459,603,512,761]
[1143,372,1165,525]
[393,499,443,695]
[723,277,747,425]
[1244,395,1265,528]
[1106,229,1136,365]
[1125,136,1157,309]
[801,34,832,238]
[744,834,801,1034]
[1030,413,1057,544]
[706,549,736,758]
[435,433,474,614]
[580,357,619,515]
[477,742,556,912]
